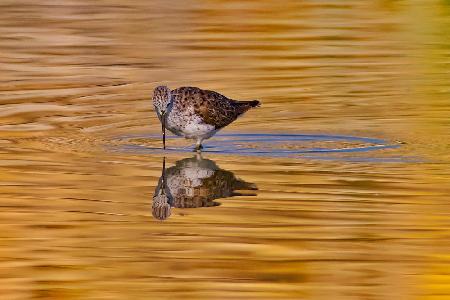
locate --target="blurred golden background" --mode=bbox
[0,1,449,299]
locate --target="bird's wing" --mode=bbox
[172,86,256,129]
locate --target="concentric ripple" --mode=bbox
[111,133,405,162]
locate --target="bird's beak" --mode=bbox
[161,112,166,149]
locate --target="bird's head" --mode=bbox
[153,85,172,149]
[152,195,171,221]
[152,85,172,118]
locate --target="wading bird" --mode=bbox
[152,86,260,151]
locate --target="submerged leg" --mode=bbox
[194,139,203,152]
[195,151,203,160]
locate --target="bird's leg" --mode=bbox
[195,151,203,160]
[194,139,203,152]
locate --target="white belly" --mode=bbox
[166,113,216,140]
[183,118,216,139]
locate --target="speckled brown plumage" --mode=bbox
[170,86,260,129]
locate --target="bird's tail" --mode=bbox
[235,100,261,115]
[242,100,261,107]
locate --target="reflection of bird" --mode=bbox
[152,155,257,221]
[152,86,260,151]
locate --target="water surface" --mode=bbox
[0,1,449,299]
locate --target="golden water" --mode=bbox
[1,1,449,299]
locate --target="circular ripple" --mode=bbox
[111,133,402,161]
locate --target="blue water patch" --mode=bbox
[110,133,410,162]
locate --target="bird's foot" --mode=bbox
[194,144,203,152]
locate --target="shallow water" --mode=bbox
[1,1,450,299]
[114,133,402,159]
